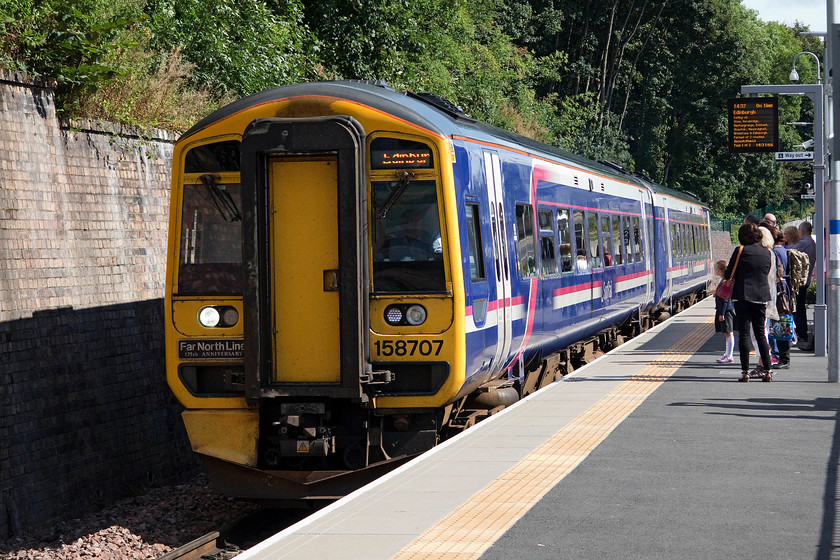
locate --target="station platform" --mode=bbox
[237,298,837,560]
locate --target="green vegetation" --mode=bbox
[0,0,821,217]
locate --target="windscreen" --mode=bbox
[372,179,445,292]
[178,178,243,295]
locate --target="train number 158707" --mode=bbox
[374,339,443,357]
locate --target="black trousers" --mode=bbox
[793,285,808,340]
[734,300,771,372]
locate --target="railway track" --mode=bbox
[158,507,312,560]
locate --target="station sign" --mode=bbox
[775,151,814,162]
[727,97,779,153]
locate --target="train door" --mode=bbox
[269,155,340,382]
[483,151,513,373]
[240,117,367,400]
[639,192,652,304]
[572,209,594,318]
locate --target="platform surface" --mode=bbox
[237,298,837,560]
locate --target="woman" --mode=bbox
[725,222,773,382]
[784,225,799,247]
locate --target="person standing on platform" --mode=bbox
[784,225,799,247]
[714,260,736,364]
[726,223,773,382]
[770,227,791,369]
[792,221,816,351]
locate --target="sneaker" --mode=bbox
[716,356,733,364]
[771,356,780,366]
[776,362,790,369]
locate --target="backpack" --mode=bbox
[787,248,810,296]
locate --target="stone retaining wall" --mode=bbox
[0,70,199,539]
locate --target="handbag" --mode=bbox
[776,279,792,315]
[715,246,743,301]
[769,313,796,342]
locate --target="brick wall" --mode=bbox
[0,71,200,539]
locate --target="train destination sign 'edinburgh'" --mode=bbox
[727,97,779,153]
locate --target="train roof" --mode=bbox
[181,80,706,208]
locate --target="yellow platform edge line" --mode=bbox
[391,318,714,560]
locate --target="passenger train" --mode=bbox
[164,81,713,501]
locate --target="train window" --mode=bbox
[573,210,588,273]
[372,180,445,292]
[370,137,434,169]
[671,224,678,258]
[515,204,537,278]
[588,213,602,269]
[600,215,614,267]
[538,209,557,276]
[697,226,702,254]
[465,204,485,282]
[623,216,634,263]
[633,216,644,262]
[490,208,501,281]
[612,215,624,265]
[557,208,573,273]
[540,235,557,275]
[538,209,553,231]
[685,224,691,255]
[184,140,241,173]
[177,180,243,295]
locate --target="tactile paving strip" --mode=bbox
[391,318,714,560]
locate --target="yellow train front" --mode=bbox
[165,82,470,500]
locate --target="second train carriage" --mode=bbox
[165,80,713,500]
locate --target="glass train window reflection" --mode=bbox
[372,180,445,292]
[178,181,243,294]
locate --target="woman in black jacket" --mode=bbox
[725,223,773,382]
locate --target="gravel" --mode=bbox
[0,476,261,560]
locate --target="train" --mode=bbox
[164,80,713,501]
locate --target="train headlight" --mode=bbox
[385,306,404,325]
[199,307,221,327]
[384,304,427,326]
[222,307,239,326]
[405,305,427,325]
[198,306,239,328]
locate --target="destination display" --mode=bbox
[370,148,433,169]
[728,97,779,153]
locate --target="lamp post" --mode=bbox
[789,51,828,363]
[790,51,822,84]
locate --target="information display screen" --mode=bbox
[370,137,434,169]
[728,97,779,153]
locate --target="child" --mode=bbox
[714,259,736,363]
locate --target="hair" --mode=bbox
[738,222,761,246]
[715,259,727,274]
[799,221,813,235]
[743,214,760,225]
[772,228,784,245]
[758,226,774,249]
[784,225,800,244]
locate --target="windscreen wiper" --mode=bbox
[375,170,415,219]
[200,174,241,222]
